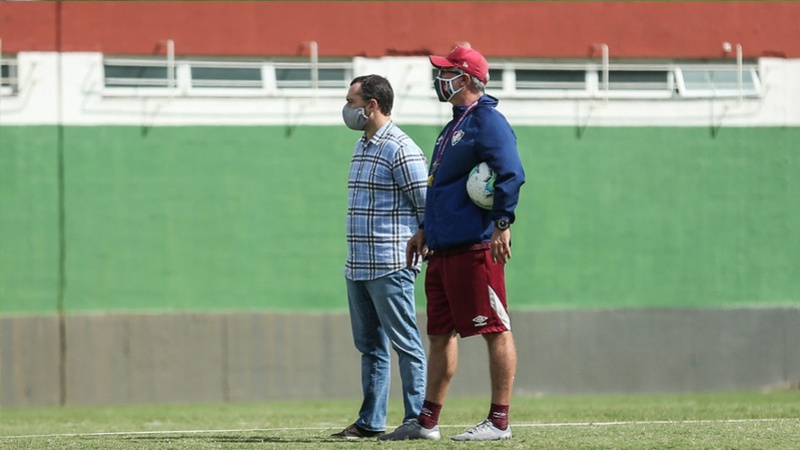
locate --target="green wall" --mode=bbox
[0,127,61,313]
[1,125,798,314]
[520,126,799,309]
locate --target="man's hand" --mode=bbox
[406,229,428,267]
[491,228,512,264]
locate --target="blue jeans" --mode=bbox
[345,268,427,432]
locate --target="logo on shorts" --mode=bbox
[472,315,488,327]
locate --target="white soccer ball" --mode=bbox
[466,162,496,210]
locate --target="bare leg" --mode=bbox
[425,331,458,404]
[484,331,516,404]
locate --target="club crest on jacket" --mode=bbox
[452,130,465,146]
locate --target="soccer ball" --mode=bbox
[466,162,496,210]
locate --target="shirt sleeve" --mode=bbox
[392,140,429,226]
[475,110,526,223]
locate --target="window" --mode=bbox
[104,59,177,89]
[487,68,503,84]
[515,69,586,90]
[677,66,760,98]
[485,60,759,99]
[98,56,761,101]
[275,63,350,89]
[599,69,673,92]
[1,56,19,96]
[190,64,263,89]
[102,57,351,96]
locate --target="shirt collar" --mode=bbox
[362,120,394,145]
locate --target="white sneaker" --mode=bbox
[378,418,441,441]
[451,419,512,441]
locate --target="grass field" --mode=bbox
[1,392,799,449]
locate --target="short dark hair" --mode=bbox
[351,74,393,116]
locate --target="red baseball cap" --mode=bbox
[429,45,489,84]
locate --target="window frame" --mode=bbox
[103,57,179,97]
[675,64,761,99]
[596,63,675,99]
[1,56,19,96]
[102,57,353,98]
[482,60,760,100]
[489,62,593,99]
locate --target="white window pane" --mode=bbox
[679,67,759,97]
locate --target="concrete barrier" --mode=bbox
[2,308,798,407]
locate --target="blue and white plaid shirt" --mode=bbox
[345,121,428,281]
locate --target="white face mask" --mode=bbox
[342,105,369,130]
[434,73,465,102]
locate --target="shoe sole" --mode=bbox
[379,436,441,441]
[379,432,441,441]
[451,433,512,441]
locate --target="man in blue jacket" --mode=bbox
[380,44,525,442]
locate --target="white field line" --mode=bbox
[0,418,797,440]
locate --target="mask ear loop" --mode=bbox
[450,72,467,98]
[457,71,469,89]
[364,98,376,117]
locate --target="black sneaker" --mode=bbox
[330,423,385,440]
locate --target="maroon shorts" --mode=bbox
[425,242,511,338]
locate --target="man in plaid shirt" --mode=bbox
[332,75,430,440]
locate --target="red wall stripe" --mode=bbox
[1,2,798,59]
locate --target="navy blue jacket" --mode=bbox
[424,94,526,251]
